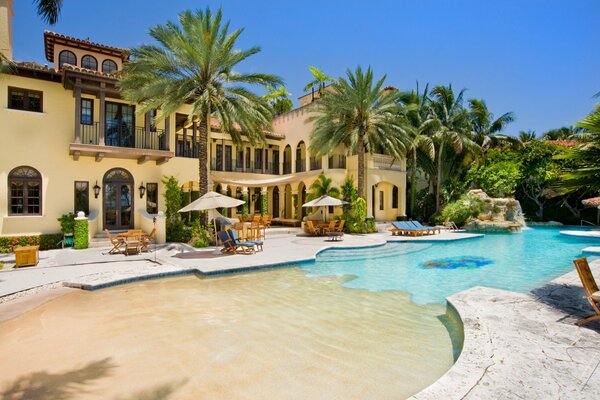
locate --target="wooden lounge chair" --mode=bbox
[410,220,441,235]
[140,228,156,252]
[334,220,345,233]
[218,231,255,254]
[389,221,423,237]
[105,229,125,254]
[229,229,263,252]
[305,220,320,236]
[573,257,600,326]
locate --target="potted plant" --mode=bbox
[57,213,76,247]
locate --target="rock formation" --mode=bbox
[464,189,525,233]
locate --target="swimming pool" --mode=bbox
[302,227,600,304]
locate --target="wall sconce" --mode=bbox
[139,182,146,199]
[93,181,101,198]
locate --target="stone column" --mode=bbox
[74,79,81,143]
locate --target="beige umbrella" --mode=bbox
[582,197,600,225]
[302,195,348,222]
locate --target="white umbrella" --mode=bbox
[302,195,348,222]
[179,191,244,212]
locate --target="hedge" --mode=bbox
[74,219,89,249]
[0,233,63,253]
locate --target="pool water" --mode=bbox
[302,227,600,304]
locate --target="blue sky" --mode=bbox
[11,0,600,135]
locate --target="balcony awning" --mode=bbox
[211,170,322,188]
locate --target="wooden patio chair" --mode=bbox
[140,228,156,252]
[334,220,345,233]
[229,229,263,252]
[262,215,272,229]
[305,220,320,236]
[322,220,337,234]
[105,229,125,254]
[573,257,600,326]
[218,230,254,254]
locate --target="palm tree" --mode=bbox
[307,174,340,200]
[398,83,436,217]
[519,129,537,144]
[263,85,293,115]
[542,126,582,140]
[303,66,334,99]
[119,8,282,223]
[309,66,410,199]
[468,98,515,149]
[429,85,479,214]
[34,0,63,24]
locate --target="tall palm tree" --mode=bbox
[34,0,63,24]
[309,66,410,199]
[542,126,582,140]
[398,83,436,217]
[304,66,334,98]
[307,174,340,200]
[119,8,282,223]
[263,85,293,115]
[468,98,516,149]
[429,85,478,214]
[519,129,537,144]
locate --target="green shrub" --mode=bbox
[261,194,268,216]
[439,195,485,227]
[57,213,76,234]
[74,218,88,249]
[0,262,3,270]
[242,192,249,218]
[166,219,192,243]
[190,219,211,247]
[0,234,63,253]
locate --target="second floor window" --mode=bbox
[8,87,43,112]
[58,50,77,69]
[102,59,118,74]
[81,55,98,70]
[81,98,93,125]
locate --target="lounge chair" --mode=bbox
[305,220,320,236]
[218,231,254,254]
[389,221,425,237]
[105,229,125,254]
[573,257,600,326]
[409,220,441,235]
[140,228,156,252]
[229,229,263,252]
[334,220,345,233]
[322,220,337,234]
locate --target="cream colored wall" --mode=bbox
[0,0,13,60]
[52,44,122,72]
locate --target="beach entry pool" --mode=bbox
[0,269,459,400]
[304,227,600,304]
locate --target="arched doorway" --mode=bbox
[103,168,134,230]
[272,187,280,217]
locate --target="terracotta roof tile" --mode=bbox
[61,63,120,79]
[44,30,129,62]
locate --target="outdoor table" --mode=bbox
[117,230,144,255]
[14,245,40,267]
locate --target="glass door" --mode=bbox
[105,102,135,148]
[103,168,134,230]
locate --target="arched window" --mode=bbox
[9,166,42,215]
[81,55,98,70]
[102,59,118,74]
[58,50,77,69]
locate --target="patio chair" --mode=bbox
[140,228,156,252]
[262,215,272,229]
[409,220,441,235]
[305,220,320,236]
[105,229,125,254]
[572,257,600,326]
[218,230,254,255]
[229,229,263,252]
[334,220,346,233]
[389,221,425,237]
[322,220,337,234]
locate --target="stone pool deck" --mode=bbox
[1,228,599,399]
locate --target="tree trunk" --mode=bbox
[198,115,209,226]
[435,141,444,214]
[409,148,417,217]
[357,136,366,199]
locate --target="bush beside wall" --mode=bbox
[0,233,63,253]
[74,219,89,249]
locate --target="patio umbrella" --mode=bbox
[581,196,600,225]
[302,195,348,222]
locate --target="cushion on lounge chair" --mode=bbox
[592,291,600,302]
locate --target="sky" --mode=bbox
[10,0,600,136]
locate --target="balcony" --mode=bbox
[70,122,173,164]
[211,158,234,172]
[328,155,347,169]
[372,154,402,171]
[310,157,322,171]
[295,159,306,173]
[283,162,292,175]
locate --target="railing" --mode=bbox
[176,135,198,158]
[270,162,279,175]
[581,219,597,227]
[235,159,244,172]
[81,122,99,145]
[210,158,234,171]
[328,155,346,169]
[283,162,292,174]
[296,159,306,173]
[310,157,322,170]
[372,154,402,171]
[134,127,167,151]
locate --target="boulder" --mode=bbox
[466,189,525,233]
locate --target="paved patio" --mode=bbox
[1,228,599,399]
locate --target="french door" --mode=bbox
[103,168,134,230]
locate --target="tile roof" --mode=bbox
[545,139,580,147]
[61,63,120,79]
[44,30,129,62]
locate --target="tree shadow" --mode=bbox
[1,358,116,400]
[115,379,188,400]
[531,283,600,332]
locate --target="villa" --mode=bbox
[0,0,405,242]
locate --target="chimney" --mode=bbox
[0,0,14,60]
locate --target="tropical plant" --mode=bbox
[303,66,334,98]
[542,126,582,140]
[307,174,340,201]
[429,84,479,214]
[263,85,293,115]
[398,83,436,217]
[439,195,485,227]
[340,175,358,213]
[34,0,63,24]
[518,130,537,144]
[468,98,515,149]
[120,8,281,225]
[57,213,76,234]
[466,149,522,197]
[309,66,410,199]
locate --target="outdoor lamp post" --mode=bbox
[93,181,101,199]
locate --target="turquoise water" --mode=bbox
[301,227,600,304]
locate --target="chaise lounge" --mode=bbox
[573,257,600,326]
[218,230,255,254]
